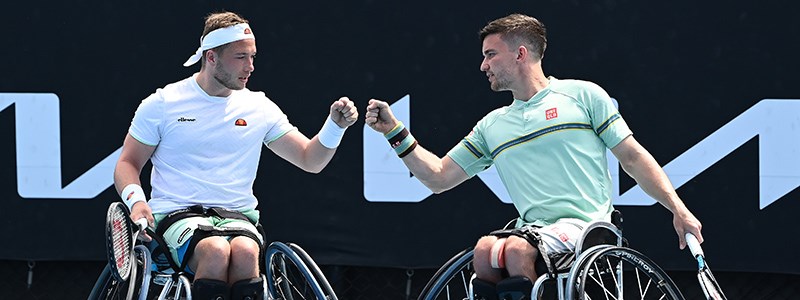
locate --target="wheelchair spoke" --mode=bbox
[587,262,617,300]
[635,267,652,297]
[575,247,683,300]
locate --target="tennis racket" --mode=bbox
[105,202,148,282]
[685,233,727,300]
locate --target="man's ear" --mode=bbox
[205,50,217,65]
[517,46,528,61]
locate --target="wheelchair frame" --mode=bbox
[88,235,338,300]
[417,220,685,300]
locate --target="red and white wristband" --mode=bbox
[120,184,146,211]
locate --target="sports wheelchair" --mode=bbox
[88,207,338,300]
[417,211,684,300]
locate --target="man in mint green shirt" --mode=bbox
[365,13,703,300]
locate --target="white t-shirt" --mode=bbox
[129,74,296,214]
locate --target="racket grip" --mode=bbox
[685,232,704,258]
[134,218,149,230]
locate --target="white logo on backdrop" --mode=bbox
[2,93,798,209]
[1,93,121,198]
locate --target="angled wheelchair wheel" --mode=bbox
[567,246,684,300]
[88,246,151,300]
[417,248,474,300]
[265,242,338,300]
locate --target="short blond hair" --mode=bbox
[199,11,250,67]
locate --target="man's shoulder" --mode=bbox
[477,105,513,129]
[548,77,608,101]
[149,76,196,102]
[550,77,603,93]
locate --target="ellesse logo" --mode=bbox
[235,118,247,126]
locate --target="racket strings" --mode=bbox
[111,210,132,271]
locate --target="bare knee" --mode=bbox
[195,236,232,262]
[474,236,498,258]
[191,236,231,280]
[230,236,260,262]
[473,236,502,283]
[503,236,537,259]
[503,236,538,280]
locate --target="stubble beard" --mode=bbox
[214,63,245,91]
[490,75,510,92]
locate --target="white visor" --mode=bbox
[183,23,255,67]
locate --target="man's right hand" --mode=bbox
[130,201,154,242]
[365,99,400,134]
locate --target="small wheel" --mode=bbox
[265,242,338,300]
[417,248,474,300]
[568,246,685,300]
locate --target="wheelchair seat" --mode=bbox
[417,210,683,300]
[89,205,339,300]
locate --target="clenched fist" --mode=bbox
[330,97,359,128]
[365,99,400,134]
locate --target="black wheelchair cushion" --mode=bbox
[192,278,229,300]
[496,276,533,300]
[231,277,264,300]
[472,277,499,300]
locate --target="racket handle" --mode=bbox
[134,218,149,231]
[685,232,704,258]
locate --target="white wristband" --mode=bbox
[121,184,146,211]
[318,116,346,149]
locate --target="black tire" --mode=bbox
[87,248,150,300]
[265,242,338,300]
[417,248,474,300]
[568,246,685,300]
[87,258,140,300]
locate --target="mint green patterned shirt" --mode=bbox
[447,77,632,227]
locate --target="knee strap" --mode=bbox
[231,277,264,300]
[192,278,229,300]
[471,278,498,300]
[490,238,507,269]
[496,276,532,300]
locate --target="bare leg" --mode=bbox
[473,236,504,283]
[503,236,538,282]
[228,236,261,283]
[189,236,231,282]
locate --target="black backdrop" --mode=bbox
[1,0,798,276]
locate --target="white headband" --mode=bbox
[183,23,255,67]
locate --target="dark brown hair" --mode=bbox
[479,14,547,60]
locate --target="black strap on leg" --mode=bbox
[496,276,533,300]
[192,278,229,300]
[471,278,499,300]
[230,277,264,300]
[489,227,550,276]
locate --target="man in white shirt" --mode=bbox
[113,11,358,299]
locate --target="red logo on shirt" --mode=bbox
[545,108,558,120]
[235,119,248,126]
